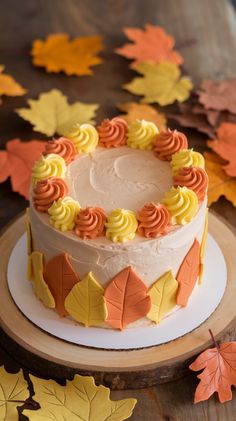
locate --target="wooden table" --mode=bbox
[1,0,236,419]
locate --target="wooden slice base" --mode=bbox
[0,212,236,390]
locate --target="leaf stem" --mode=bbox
[209,329,220,350]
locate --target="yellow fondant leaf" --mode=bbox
[23,374,137,421]
[199,208,209,285]
[31,251,55,308]
[26,207,32,280]
[65,272,107,327]
[0,366,29,420]
[147,270,178,323]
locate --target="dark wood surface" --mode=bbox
[0,0,236,419]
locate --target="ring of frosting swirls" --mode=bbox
[32,154,67,185]
[98,117,128,148]
[74,207,107,239]
[48,196,80,231]
[171,149,205,175]
[33,177,68,212]
[173,167,208,202]
[66,123,98,153]
[162,186,198,225]
[127,119,158,150]
[153,128,188,161]
[43,137,77,165]
[105,208,138,243]
[137,203,170,238]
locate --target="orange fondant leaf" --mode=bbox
[0,65,26,102]
[32,34,103,76]
[189,341,236,403]
[199,79,236,114]
[176,238,200,306]
[104,266,151,330]
[116,25,183,66]
[207,122,236,177]
[44,253,79,317]
[117,102,167,131]
[0,139,45,199]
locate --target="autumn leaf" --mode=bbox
[23,374,137,420]
[16,89,98,136]
[0,65,26,103]
[204,152,236,207]
[0,366,29,420]
[198,79,236,114]
[31,33,103,76]
[117,102,167,131]
[123,62,193,105]
[0,138,45,199]
[207,122,236,177]
[116,24,183,67]
[31,252,55,308]
[176,239,200,306]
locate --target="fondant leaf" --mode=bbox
[199,209,208,285]
[31,252,55,308]
[26,207,32,280]
[104,266,151,330]
[117,102,167,131]
[147,270,178,323]
[0,366,29,421]
[176,239,200,306]
[44,253,79,317]
[65,272,107,327]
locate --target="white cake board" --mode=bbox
[7,233,227,350]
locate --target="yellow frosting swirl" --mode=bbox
[32,154,66,185]
[48,196,80,231]
[127,119,158,150]
[171,149,205,175]
[162,186,198,225]
[105,208,138,243]
[66,123,98,153]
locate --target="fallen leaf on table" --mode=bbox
[0,65,26,103]
[204,152,236,206]
[207,122,236,177]
[123,62,193,105]
[117,102,167,130]
[32,33,103,76]
[16,89,98,136]
[23,374,137,421]
[0,138,45,199]
[198,79,236,114]
[116,24,183,67]
[0,365,29,420]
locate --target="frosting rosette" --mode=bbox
[162,186,198,225]
[74,207,107,239]
[98,117,128,148]
[137,203,170,238]
[48,196,80,231]
[153,128,188,160]
[33,177,68,212]
[67,123,98,153]
[105,208,138,243]
[43,137,76,165]
[127,119,158,150]
[32,153,66,185]
[171,149,205,175]
[173,167,208,202]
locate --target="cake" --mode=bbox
[27,118,209,330]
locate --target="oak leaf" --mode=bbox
[0,65,26,103]
[23,374,137,420]
[207,122,236,177]
[16,89,98,136]
[176,238,200,306]
[31,252,55,309]
[199,79,236,114]
[32,33,103,76]
[117,102,167,131]
[0,365,29,420]
[123,62,193,105]
[0,138,45,199]
[116,24,183,66]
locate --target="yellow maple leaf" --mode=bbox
[123,62,193,106]
[16,89,98,136]
[65,272,107,327]
[31,33,103,76]
[23,374,137,421]
[147,270,178,323]
[31,251,55,308]
[0,366,29,420]
[0,65,26,102]
[117,102,167,131]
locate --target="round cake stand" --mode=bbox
[0,212,236,390]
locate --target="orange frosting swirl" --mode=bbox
[43,137,77,165]
[33,177,68,212]
[173,167,208,202]
[137,203,170,238]
[74,207,107,239]
[98,117,128,148]
[153,129,188,160]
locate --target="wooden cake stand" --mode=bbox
[0,212,236,390]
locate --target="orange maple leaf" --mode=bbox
[207,122,236,177]
[116,24,183,66]
[31,33,103,76]
[0,65,26,102]
[0,139,45,199]
[199,79,236,114]
[117,102,167,131]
